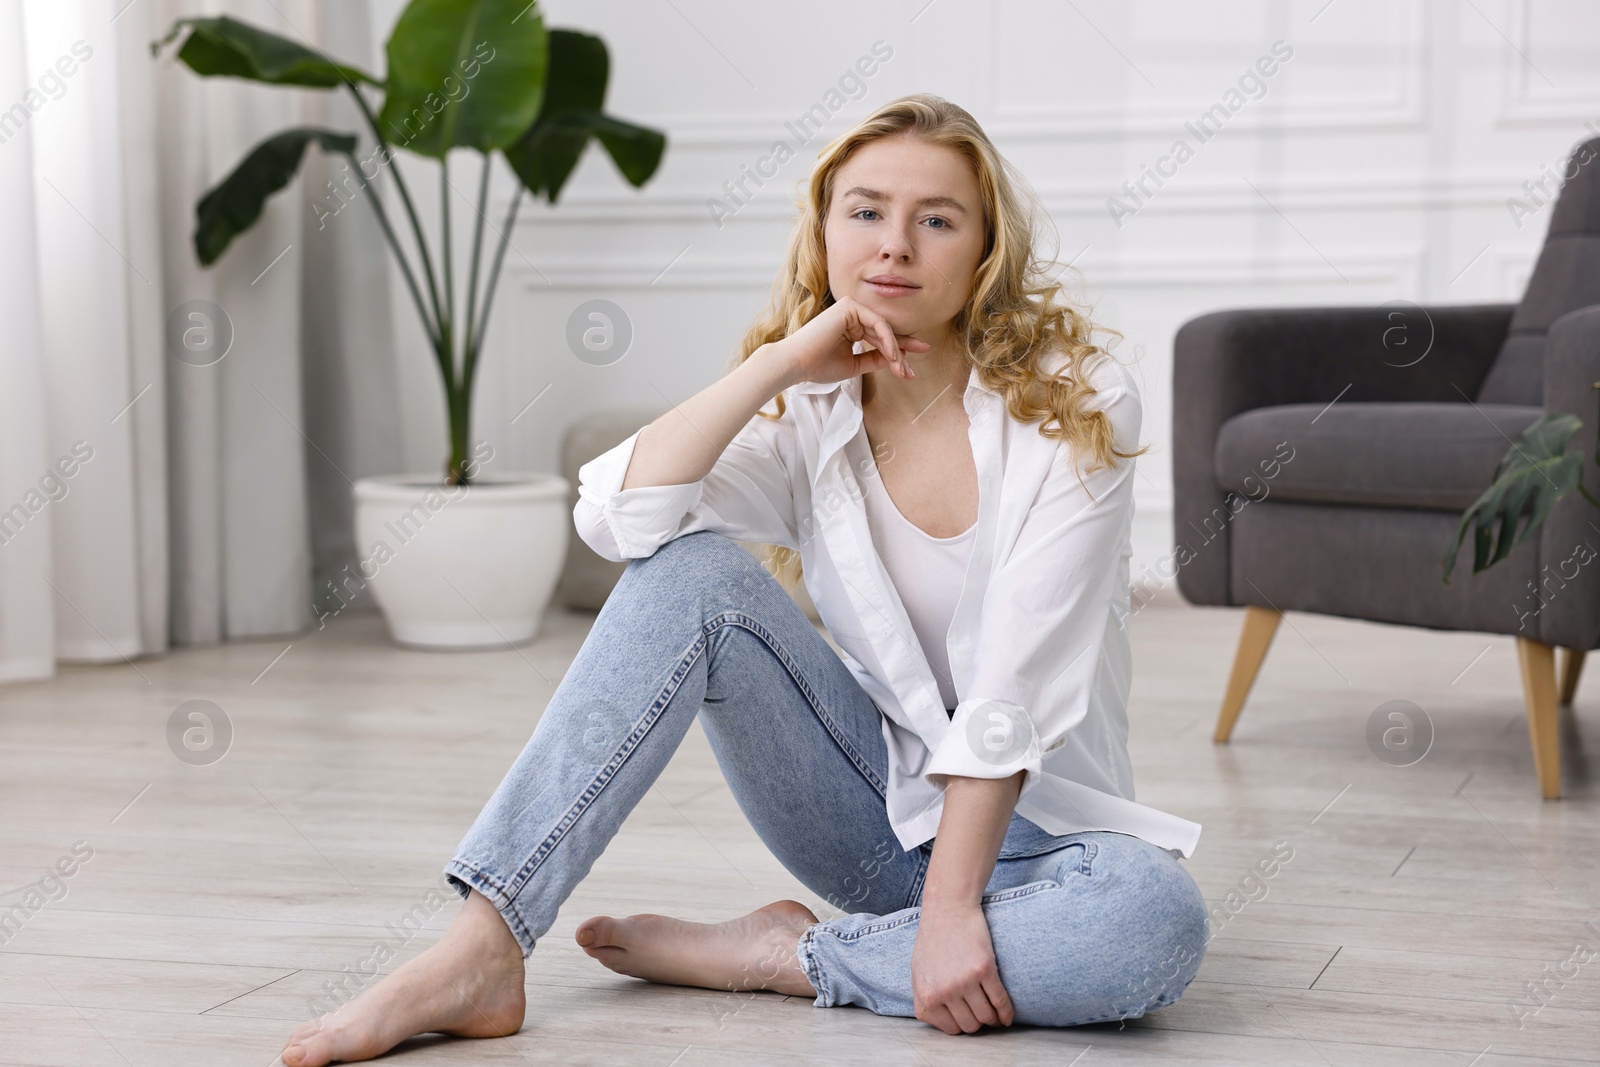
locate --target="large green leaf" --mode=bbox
[502,29,665,201]
[501,29,604,199]
[587,112,667,186]
[154,17,378,87]
[378,0,547,158]
[1441,414,1584,583]
[195,128,356,266]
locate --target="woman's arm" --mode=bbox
[621,347,797,491]
[912,770,1024,1034]
[575,301,926,562]
[621,298,927,492]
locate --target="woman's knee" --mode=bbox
[999,834,1208,1026]
[1094,835,1209,1017]
[613,532,780,611]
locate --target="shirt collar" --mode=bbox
[800,365,1000,483]
[789,364,999,406]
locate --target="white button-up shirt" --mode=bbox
[572,349,1202,858]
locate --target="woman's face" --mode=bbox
[823,134,987,342]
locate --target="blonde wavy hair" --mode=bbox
[734,93,1146,587]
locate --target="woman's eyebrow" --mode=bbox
[840,185,969,215]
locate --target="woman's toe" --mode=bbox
[575,915,615,950]
[282,1028,352,1067]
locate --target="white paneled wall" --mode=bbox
[379,0,1598,591]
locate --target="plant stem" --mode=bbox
[462,155,491,372]
[343,84,448,373]
[343,152,437,351]
[441,152,456,382]
[465,185,525,405]
[438,153,467,485]
[346,83,471,486]
[447,353,470,486]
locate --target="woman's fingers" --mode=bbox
[920,976,1012,1035]
[847,304,897,373]
[919,988,1008,1035]
[869,317,904,375]
[982,972,1016,1026]
[918,1003,962,1036]
[855,328,923,378]
[964,988,1002,1029]
[944,995,984,1034]
[839,300,930,379]
[855,344,907,380]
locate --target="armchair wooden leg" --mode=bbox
[1214,606,1283,743]
[1516,637,1563,800]
[1558,648,1585,706]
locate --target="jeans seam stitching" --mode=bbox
[833,912,920,941]
[484,549,896,933]
[446,857,509,898]
[980,881,1055,905]
[801,925,831,1003]
[997,837,1093,861]
[714,609,890,798]
[904,846,932,910]
[504,624,712,901]
[444,859,537,954]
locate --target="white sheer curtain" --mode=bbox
[0,0,397,682]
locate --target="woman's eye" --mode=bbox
[924,216,949,230]
[854,208,879,221]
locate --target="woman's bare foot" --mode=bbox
[280,889,526,1067]
[574,899,820,998]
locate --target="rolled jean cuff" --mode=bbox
[443,858,539,959]
[794,922,835,1007]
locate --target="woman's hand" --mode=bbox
[912,771,1024,1034]
[757,296,930,390]
[911,900,1015,1034]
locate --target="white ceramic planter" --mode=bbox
[352,473,570,650]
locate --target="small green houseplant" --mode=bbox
[153,0,665,485]
[1442,386,1600,582]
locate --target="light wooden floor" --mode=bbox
[1,599,1596,1066]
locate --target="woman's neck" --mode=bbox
[862,327,969,420]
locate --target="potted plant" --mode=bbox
[1442,386,1600,582]
[155,1,665,648]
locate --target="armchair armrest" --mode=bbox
[1172,303,1516,606]
[1535,304,1600,649]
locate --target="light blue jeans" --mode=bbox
[446,530,1208,1027]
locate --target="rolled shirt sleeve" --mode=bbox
[925,368,1142,802]
[573,399,800,563]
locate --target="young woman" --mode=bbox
[280,94,1207,1066]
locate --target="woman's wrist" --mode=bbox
[918,772,1025,914]
[920,850,995,912]
[745,341,800,394]
[919,887,986,912]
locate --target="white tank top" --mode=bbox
[849,431,976,713]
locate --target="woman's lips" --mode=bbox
[865,280,920,297]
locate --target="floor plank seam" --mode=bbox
[198,969,303,1015]
[1305,945,1340,990]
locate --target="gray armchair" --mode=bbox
[1173,136,1600,799]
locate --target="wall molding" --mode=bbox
[1494,0,1600,128]
[655,92,1431,146]
[655,5,1431,141]
[990,1,1430,138]
[507,248,1426,292]
[508,173,1549,228]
